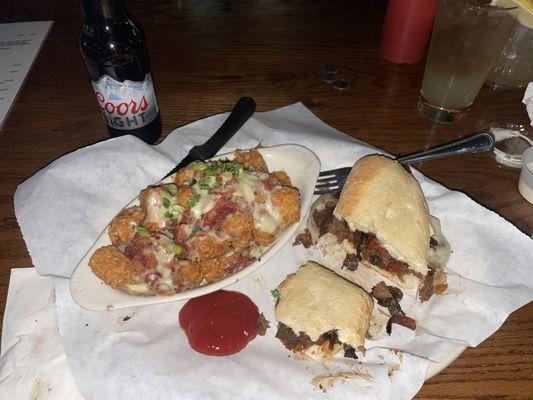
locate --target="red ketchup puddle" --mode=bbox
[179,290,259,356]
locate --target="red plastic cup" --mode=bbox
[380,0,438,64]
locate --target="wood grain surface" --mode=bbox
[1,0,532,398]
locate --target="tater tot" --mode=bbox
[88,246,138,288]
[201,251,241,283]
[173,260,203,286]
[271,187,300,226]
[270,170,292,186]
[195,235,230,260]
[174,168,193,186]
[222,211,253,249]
[176,186,196,208]
[253,228,276,246]
[108,206,145,246]
[233,149,268,172]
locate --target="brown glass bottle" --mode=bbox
[80,0,162,144]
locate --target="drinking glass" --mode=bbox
[418,0,517,123]
[486,7,533,90]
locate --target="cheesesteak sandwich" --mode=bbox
[298,155,450,302]
[274,262,373,360]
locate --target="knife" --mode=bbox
[163,97,256,179]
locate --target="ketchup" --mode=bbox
[179,290,260,356]
[379,0,438,64]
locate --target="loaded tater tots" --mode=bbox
[88,149,301,296]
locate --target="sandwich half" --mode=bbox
[274,262,373,360]
[304,155,449,301]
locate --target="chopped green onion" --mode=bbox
[172,244,183,255]
[172,204,185,213]
[203,169,217,177]
[193,161,207,171]
[212,182,221,189]
[270,289,280,299]
[187,194,201,208]
[200,183,210,190]
[164,211,174,219]
[166,184,178,196]
[190,179,197,185]
[162,197,171,208]
[137,226,149,237]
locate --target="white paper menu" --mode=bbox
[0,21,53,128]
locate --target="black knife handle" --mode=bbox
[189,97,256,160]
[163,97,256,178]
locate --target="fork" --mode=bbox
[314,130,495,195]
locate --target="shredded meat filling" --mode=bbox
[342,253,359,271]
[371,281,416,335]
[293,229,313,248]
[312,203,336,237]
[360,235,411,275]
[255,313,270,336]
[275,323,356,359]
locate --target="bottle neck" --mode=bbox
[81,0,127,21]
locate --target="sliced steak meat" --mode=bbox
[317,330,341,350]
[371,281,403,307]
[343,344,358,360]
[327,217,353,244]
[418,264,448,302]
[276,324,346,354]
[342,253,359,271]
[312,202,336,236]
[275,323,313,351]
[360,234,410,275]
[293,229,313,248]
[418,270,435,302]
[371,281,416,335]
[255,313,270,336]
[386,315,416,335]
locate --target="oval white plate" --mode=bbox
[70,144,321,311]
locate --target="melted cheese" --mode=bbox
[142,188,168,229]
[253,199,283,234]
[234,173,262,203]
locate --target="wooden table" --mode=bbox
[1,0,532,398]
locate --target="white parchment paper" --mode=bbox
[0,268,83,400]
[12,103,533,399]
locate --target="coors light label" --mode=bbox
[92,73,159,130]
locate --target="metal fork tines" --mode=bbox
[313,130,495,195]
[314,167,351,195]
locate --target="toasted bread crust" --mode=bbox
[275,262,373,350]
[334,155,430,275]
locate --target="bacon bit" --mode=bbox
[203,198,237,229]
[263,179,275,191]
[124,240,158,270]
[145,269,162,286]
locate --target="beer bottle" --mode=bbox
[80,0,162,144]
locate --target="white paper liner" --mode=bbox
[11,103,533,400]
